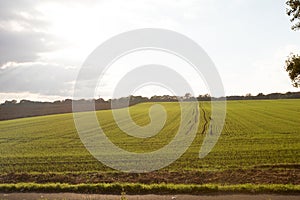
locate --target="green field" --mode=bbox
[0,99,299,193]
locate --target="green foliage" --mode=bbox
[0,182,299,194]
[120,187,128,200]
[286,0,300,30]
[0,100,299,173]
[285,54,300,87]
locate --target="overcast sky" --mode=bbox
[0,0,299,103]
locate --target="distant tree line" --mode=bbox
[221,92,300,101]
[2,91,300,107]
[1,91,300,121]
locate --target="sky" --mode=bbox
[0,0,299,103]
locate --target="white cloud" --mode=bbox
[248,45,300,95]
[0,0,300,101]
[0,92,67,104]
[0,61,78,97]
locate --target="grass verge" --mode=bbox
[0,183,299,194]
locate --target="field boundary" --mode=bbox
[1,168,299,185]
[0,183,299,195]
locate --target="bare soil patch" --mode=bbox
[0,168,299,185]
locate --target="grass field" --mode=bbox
[0,99,299,193]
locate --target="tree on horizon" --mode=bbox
[285,0,300,87]
[287,0,300,30]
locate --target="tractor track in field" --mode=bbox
[200,104,209,135]
[185,104,199,135]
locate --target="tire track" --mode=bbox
[200,104,208,135]
[185,104,199,135]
